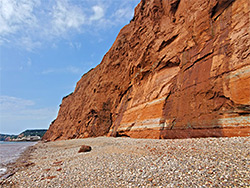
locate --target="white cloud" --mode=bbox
[0,96,34,110]
[0,36,9,45]
[0,96,56,121]
[0,0,39,36]
[66,66,83,74]
[41,66,84,75]
[112,7,134,22]
[0,0,41,51]
[20,37,41,51]
[51,0,85,35]
[0,0,140,51]
[0,0,86,50]
[90,5,104,21]
[0,95,57,133]
[69,42,82,50]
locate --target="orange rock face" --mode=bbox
[43,0,250,141]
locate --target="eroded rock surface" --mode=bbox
[43,0,250,141]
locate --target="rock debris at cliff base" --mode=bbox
[1,136,249,187]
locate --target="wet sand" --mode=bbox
[0,144,37,181]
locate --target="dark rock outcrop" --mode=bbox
[43,0,250,141]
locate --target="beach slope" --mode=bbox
[1,136,249,187]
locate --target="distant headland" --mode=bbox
[0,129,47,142]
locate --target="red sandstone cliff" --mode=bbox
[43,0,250,141]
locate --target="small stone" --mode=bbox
[52,161,63,166]
[47,175,56,180]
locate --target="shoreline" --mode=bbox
[1,140,40,142]
[0,143,38,183]
[1,136,249,187]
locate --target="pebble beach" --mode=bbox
[1,136,249,187]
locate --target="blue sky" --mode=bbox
[0,0,140,134]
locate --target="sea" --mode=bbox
[0,141,37,176]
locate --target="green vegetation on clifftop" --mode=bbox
[0,129,47,141]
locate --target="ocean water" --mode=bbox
[0,141,36,176]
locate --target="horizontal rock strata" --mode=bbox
[43,0,250,141]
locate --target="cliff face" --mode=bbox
[43,0,250,141]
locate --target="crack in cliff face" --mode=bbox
[170,0,181,22]
[141,0,146,11]
[184,50,214,72]
[170,0,180,15]
[157,34,179,52]
[210,0,235,21]
[155,55,181,71]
